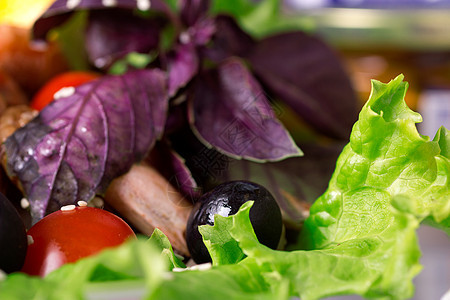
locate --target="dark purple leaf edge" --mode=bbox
[146,140,201,201]
[246,31,359,140]
[166,40,200,97]
[85,9,164,69]
[189,57,303,162]
[180,0,210,27]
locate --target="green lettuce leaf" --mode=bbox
[0,232,286,300]
[228,196,422,299]
[300,75,449,248]
[293,74,449,298]
[149,229,186,270]
[0,237,167,300]
[155,259,289,300]
[198,204,249,266]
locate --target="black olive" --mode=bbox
[186,180,282,264]
[0,192,27,273]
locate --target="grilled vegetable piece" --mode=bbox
[104,163,193,257]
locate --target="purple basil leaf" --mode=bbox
[189,57,302,162]
[187,17,216,46]
[32,0,170,41]
[85,9,165,69]
[166,40,199,97]
[204,142,345,227]
[204,15,255,62]
[167,149,200,200]
[3,69,168,223]
[146,141,200,200]
[159,13,232,81]
[246,31,358,140]
[180,0,210,27]
[165,16,216,97]
[166,124,213,187]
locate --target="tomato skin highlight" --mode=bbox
[30,71,100,111]
[21,206,135,277]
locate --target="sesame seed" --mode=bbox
[61,204,76,211]
[66,0,81,9]
[53,86,75,100]
[173,262,212,272]
[77,200,88,207]
[20,198,30,209]
[137,0,151,11]
[102,0,117,7]
[179,32,191,44]
[191,262,212,271]
[172,267,185,272]
[94,57,109,69]
[27,235,34,245]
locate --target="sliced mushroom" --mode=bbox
[104,162,193,256]
[0,105,38,144]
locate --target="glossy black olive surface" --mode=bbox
[0,192,27,273]
[186,180,282,263]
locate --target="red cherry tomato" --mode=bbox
[30,71,100,111]
[21,206,135,277]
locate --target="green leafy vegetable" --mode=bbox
[198,202,251,266]
[149,229,186,270]
[155,258,288,300]
[229,199,423,299]
[0,237,167,300]
[300,75,449,247]
[295,74,449,298]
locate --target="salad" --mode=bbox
[0,0,449,299]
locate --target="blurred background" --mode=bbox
[0,0,53,28]
[283,0,450,138]
[1,0,449,299]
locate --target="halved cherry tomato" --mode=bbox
[21,205,135,277]
[30,71,100,111]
